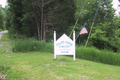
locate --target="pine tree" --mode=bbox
[7,0,76,40]
[0,6,4,30]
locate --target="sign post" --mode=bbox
[54,31,75,61]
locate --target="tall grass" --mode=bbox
[13,38,120,66]
[76,46,120,66]
[1,33,11,41]
[13,38,53,53]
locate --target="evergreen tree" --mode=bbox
[0,6,4,30]
[7,0,76,40]
[88,0,116,50]
[7,0,23,38]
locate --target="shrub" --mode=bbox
[13,38,54,53]
[13,38,120,66]
[76,46,120,66]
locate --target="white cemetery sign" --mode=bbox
[54,31,75,61]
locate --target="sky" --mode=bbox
[0,0,7,8]
[112,0,119,9]
[0,0,119,15]
[112,0,120,16]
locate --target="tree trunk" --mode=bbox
[43,15,46,41]
[43,25,46,41]
[31,0,41,41]
[41,0,44,40]
[31,0,54,41]
[36,19,41,40]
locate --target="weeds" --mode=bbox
[13,38,54,53]
[13,38,120,66]
[0,65,10,80]
[1,33,11,42]
[76,46,120,66]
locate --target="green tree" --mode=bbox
[7,0,23,38]
[0,5,4,30]
[75,0,115,46]
[89,16,120,52]
[47,0,76,39]
[78,0,114,25]
[90,22,111,49]
[110,16,120,52]
[2,6,12,30]
[7,0,76,40]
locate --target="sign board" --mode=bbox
[54,31,75,61]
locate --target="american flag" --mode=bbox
[79,23,88,35]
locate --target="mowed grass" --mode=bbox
[0,51,120,80]
[0,34,120,80]
[13,38,120,66]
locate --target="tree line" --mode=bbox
[0,0,120,52]
[6,0,76,41]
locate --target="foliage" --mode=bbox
[7,0,76,40]
[0,65,10,74]
[76,0,114,26]
[1,35,120,79]
[3,0,120,52]
[3,6,13,30]
[76,46,120,66]
[89,17,120,52]
[111,16,120,52]
[13,38,54,53]
[13,39,120,66]
[0,6,4,30]
[0,33,11,41]
[90,22,110,49]
[74,0,119,52]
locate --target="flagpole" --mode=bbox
[85,22,94,47]
[69,0,87,38]
[79,36,81,45]
[76,32,80,41]
[85,0,101,47]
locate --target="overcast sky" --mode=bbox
[112,0,119,9]
[0,0,7,8]
[112,0,120,16]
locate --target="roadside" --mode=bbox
[0,32,12,53]
[0,31,8,40]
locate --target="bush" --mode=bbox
[13,38,54,53]
[13,38,120,66]
[76,46,120,66]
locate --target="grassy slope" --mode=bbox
[0,51,120,80]
[0,34,120,80]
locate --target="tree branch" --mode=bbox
[43,0,54,6]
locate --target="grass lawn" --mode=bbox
[0,36,120,80]
[0,50,120,80]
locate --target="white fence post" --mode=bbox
[73,31,75,61]
[54,31,56,59]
